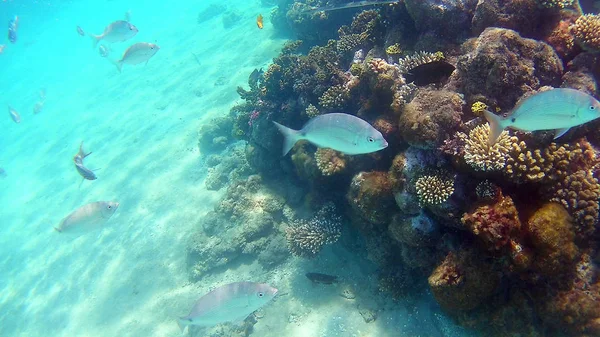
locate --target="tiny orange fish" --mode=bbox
[256,14,263,29]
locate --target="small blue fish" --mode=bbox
[273,113,388,155]
[484,88,600,145]
[8,15,18,44]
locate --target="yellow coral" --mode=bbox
[550,170,600,236]
[415,173,455,206]
[471,101,488,116]
[572,14,600,52]
[385,43,402,56]
[314,148,346,176]
[538,0,576,8]
[305,104,320,118]
[463,123,517,172]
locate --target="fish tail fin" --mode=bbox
[176,318,188,333]
[483,109,505,146]
[89,34,101,48]
[272,121,302,156]
[116,60,123,73]
[53,226,62,233]
[79,141,92,158]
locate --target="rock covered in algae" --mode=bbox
[428,249,500,312]
[404,0,478,40]
[457,27,563,110]
[471,0,540,35]
[347,171,395,226]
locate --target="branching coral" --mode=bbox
[572,14,600,53]
[314,148,346,176]
[385,43,402,57]
[463,123,517,172]
[537,0,577,8]
[471,101,488,116]
[415,173,455,206]
[305,104,320,118]
[319,84,350,110]
[337,33,366,54]
[285,203,342,258]
[461,192,521,251]
[396,51,444,74]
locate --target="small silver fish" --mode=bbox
[73,141,97,182]
[116,42,159,72]
[76,25,85,36]
[485,88,600,145]
[273,112,388,155]
[54,201,119,233]
[8,105,20,123]
[89,20,138,47]
[177,282,278,332]
[33,101,44,114]
[8,15,18,44]
[98,44,110,57]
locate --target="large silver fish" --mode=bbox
[177,282,278,332]
[485,88,600,145]
[273,112,388,155]
[89,20,138,47]
[8,105,20,123]
[115,42,160,72]
[54,201,119,233]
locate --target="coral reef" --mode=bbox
[395,51,444,74]
[347,171,395,226]
[314,148,346,176]
[572,14,600,53]
[198,115,235,153]
[204,144,253,190]
[471,0,541,36]
[462,123,516,172]
[404,0,478,41]
[415,173,455,207]
[284,203,342,258]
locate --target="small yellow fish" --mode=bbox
[256,14,263,29]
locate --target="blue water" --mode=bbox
[0,1,478,336]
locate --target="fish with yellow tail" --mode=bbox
[115,42,159,72]
[54,201,119,234]
[273,112,388,155]
[484,88,600,146]
[177,282,277,333]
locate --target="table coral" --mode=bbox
[461,191,521,251]
[415,173,455,206]
[314,148,346,176]
[572,14,600,53]
[457,28,563,110]
[284,203,342,258]
[463,123,517,172]
[428,249,500,312]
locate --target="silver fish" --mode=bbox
[116,42,160,72]
[273,112,388,155]
[8,105,20,123]
[54,201,119,233]
[89,20,138,47]
[303,0,399,13]
[98,44,111,58]
[485,88,600,145]
[177,282,278,332]
[73,142,97,183]
[8,15,18,44]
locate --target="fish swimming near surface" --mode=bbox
[273,113,388,155]
[403,60,455,86]
[8,15,18,43]
[484,88,600,145]
[76,25,85,36]
[303,0,400,13]
[54,201,119,233]
[8,106,20,123]
[89,20,138,47]
[114,42,159,72]
[73,142,97,183]
[256,14,264,29]
[177,282,278,332]
[306,272,339,285]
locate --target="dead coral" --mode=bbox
[285,203,342,258]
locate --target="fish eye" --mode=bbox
[258,292,264,297]
[590,106,596,110]
[367,137,374,142]
[107,205,112,209]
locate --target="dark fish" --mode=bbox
[306,272,339,285]
[303,0,399,13]
[403,60,455,86]
[77,25,85,36]
[8,15,18,44]
[248,68,263,85]
[73,142,97,182]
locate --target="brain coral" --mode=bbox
[457,28,563,110]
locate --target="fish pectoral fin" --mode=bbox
[554,127,571,139]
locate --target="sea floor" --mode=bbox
[0,0,474,336]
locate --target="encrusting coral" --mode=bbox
[285,203,342,258]
[572,14,600,53]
